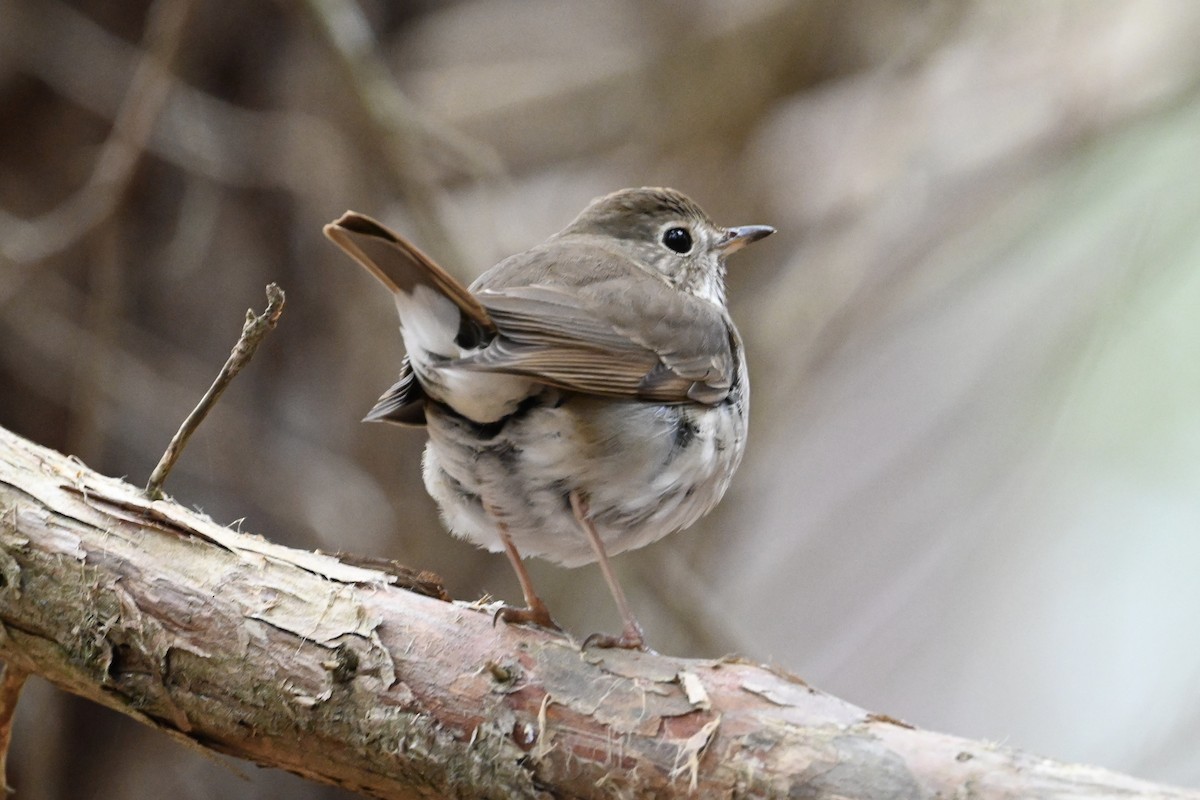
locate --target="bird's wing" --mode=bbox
[362,355,427,426]
[463,267,738,405]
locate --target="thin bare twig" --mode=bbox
[145,284,286,500]
[0,272,399,541]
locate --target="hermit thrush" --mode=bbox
[324,187,773,649]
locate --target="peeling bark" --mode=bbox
[0,424,1193,799]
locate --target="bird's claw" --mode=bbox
[582,622,648,651]
[493,603,563,633]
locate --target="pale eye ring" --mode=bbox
[661,227,693,254]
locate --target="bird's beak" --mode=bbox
[718,225,775,255]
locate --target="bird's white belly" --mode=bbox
[421,392,747,567]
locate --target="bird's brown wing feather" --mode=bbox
[464,272,737,405]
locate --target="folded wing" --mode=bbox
[465,249,738,405]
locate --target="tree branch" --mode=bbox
[0,424,1192,799]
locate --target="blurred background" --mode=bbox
[3,0,1200,796]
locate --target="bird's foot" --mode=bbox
[582,621,648,651]
[493,602,563,633]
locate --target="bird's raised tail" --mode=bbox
[323,212,495,350]
[323,212,498,425]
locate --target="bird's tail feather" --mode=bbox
[323,211,495,358]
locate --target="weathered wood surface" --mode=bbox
[0,424,1192,799]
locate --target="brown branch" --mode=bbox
[0,660,28,793]
[0,424,1194,798]
[145,283,285,499]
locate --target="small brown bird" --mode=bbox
[325,187,773,649]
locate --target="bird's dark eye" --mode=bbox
[662,227,693,254]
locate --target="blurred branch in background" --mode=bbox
[303,0,504,269]
[0,0,193,275]
[2,1,1200,798]
[0,0,356,197]
[0,0,196,497]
